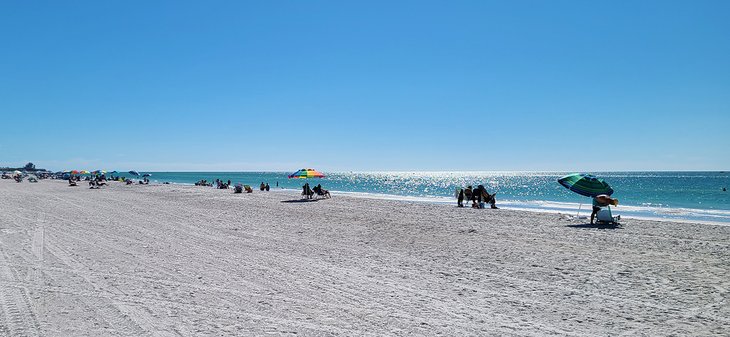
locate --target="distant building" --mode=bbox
[0,162,48,172]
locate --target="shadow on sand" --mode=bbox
[566,223,621,229]
[280,199,319,203]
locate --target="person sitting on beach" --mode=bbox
[471,185,498,209]
[457,189,464,207]
[464,186,473,202]
[302,183,314,199]
[470,185,481,207]
[311,184,331,198]
[260,182,266,191]
[95,177,107,187]
[90,179,106,188]
[590,194,619,224]
[265,183,270,191]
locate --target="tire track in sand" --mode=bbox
[0,246,41,337]
[40,232,175,337]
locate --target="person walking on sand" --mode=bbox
[591,194,619,224]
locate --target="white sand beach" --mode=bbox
[0,179,728,336]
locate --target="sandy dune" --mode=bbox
[0,179,728,336]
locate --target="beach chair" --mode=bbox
[69,180,77,187]
[596,206,620,225]
[314,188,331,199]
[243,185,253,193]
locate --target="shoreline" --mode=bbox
[139,180,730,226]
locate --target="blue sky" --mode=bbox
[1,1,728,171]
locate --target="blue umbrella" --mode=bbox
[142,173,152,177]
[128,170,140,176]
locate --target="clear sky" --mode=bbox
[1,1,728,172]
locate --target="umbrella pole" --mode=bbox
[577,203,582,218]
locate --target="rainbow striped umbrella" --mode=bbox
[70,170,80,175]
[80,170,90,175]
[288,168,325,179]
[558,173,614,197]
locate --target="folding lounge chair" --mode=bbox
[314,188,331,199]
[596,206,620,225]
[243,185,253,193]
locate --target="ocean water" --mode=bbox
[126,171,730,224]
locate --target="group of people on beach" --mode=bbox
[2,172,40,183]
[67,174,150,188]
[457,185,498,209]
[302,183,331,199]
[194,179,235,189]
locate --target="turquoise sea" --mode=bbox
[123,171,730,224]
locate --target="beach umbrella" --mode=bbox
[142,173,151,177]
[13,170,22,176]
[92,170,106,175]
[128,170,140,176]
[70,170,80,175]
[288,168,325,179]
[80,170,90,175]
[558,173,614,197]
